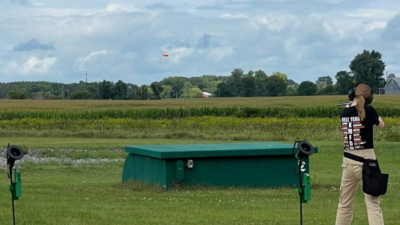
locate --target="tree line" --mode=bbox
[2,49,387,100]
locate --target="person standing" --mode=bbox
[335,82,385,225]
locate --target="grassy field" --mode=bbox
[1,96,352,109]
[1,116,400,142]
[0,96,399,224]
[0,139,398,225]
[1,95,400,110]
[0,137,239,159]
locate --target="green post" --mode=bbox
[9,170,22,200]
[298,173,311,203]
[302,173,311,202]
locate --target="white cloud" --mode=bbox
[4,56,57,75]
[32,2,47,7]
[262,56,279,64]
[105,3,142,13]
[1,0,400,84]
[220,13,248,19]
[206,47,234,62]
[363,21,387,31]
[345,9,391,18]
[252,13,300,31]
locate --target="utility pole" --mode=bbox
[85,70,88,85]
[62,84,64,100]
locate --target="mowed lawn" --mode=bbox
[0,139,399,225]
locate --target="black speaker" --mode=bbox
[296,141,314,159]
[6,145,24,166]
[348,82,374,105]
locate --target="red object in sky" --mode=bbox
[163,53,169,57]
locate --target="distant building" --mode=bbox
[202,92,212,98]
[384,74,400,95]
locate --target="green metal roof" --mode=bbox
[124,142,318,159]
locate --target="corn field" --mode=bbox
[1,105,400,120]
[1,96,399,141]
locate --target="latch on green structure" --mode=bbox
[9,170,22,200]
[175,160,184,182]
[298,173,310,203]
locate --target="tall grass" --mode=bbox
[1,96,399,140]
[1,117,400,141]
[2,105,400,119]
[1,95,400,110]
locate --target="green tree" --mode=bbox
[297,81,318,96]
[0,83,14,98]
[288,79,298,88]
[242,71,256,97]
[227,68,244,97]
[335,71,355,94]
[160,76,188,98]
[160,85,172,99]
[86,85,98,99]
[272,71,288,85]
[254,70,268,96]
[189,75,217,91]
[128,84,140,100]
[349,50,386,93]
[316,76,333,85]
[181,82,193,98]
[98,80,114,99]
[137,85,149,100]
[150,82,164,99]
[265,75,287,96]
[287,85,298,96]
[147,86,156,99]
[8,90,26,99]
[316,84,337,95]
[189,87,204,98]
[70,91,92,99]
[114,80,127,100]
[204,81,221,96]
[216,82,233,97]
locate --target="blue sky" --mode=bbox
[0,0,399,85]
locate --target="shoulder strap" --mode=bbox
[344,151,366,163]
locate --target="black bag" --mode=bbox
[344,152,389,196]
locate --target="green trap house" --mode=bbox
[122,142,318,190]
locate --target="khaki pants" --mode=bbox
[335,149,384,225]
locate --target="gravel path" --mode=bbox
[0,148,126,169]
[0,148,125,155]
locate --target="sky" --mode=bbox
[0,0,399,85]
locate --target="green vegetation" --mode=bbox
[1,116,400,142]
[1,96,400,141]
[0,95,398,224]
[0,137,237,159]
[0,137,234,150]
[0,141,398,224]
[0,49,389,100]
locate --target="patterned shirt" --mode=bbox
[340,105,380,150]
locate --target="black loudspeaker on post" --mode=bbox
[292,140,314,225]
[6,144,25,225]
[7,145,24,166]
[295,141,314,160]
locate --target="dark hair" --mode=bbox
[354,83,372,121]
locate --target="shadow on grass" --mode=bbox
[115,180,303,193]
[311,183,340,189]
